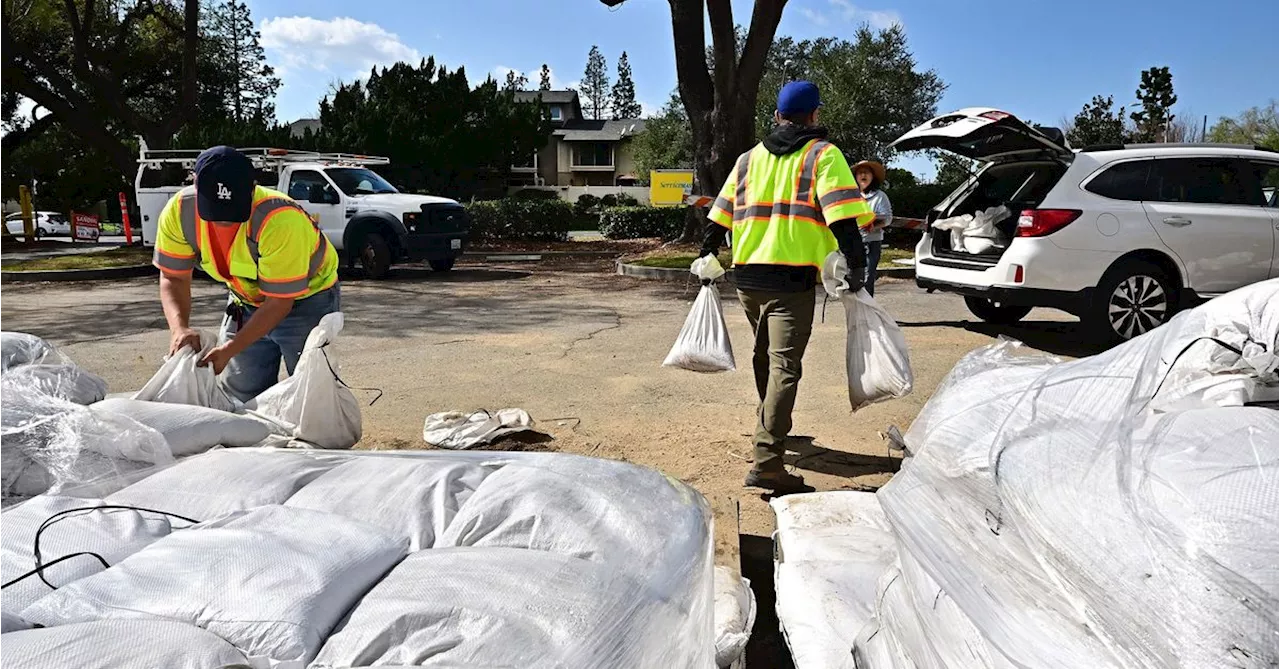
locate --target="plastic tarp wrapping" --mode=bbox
[5,364,107,405]
[248,312,362,449]
[1,619,252,669]
[822,252,913,410]
[1,332,60,370]
[20,504,409,666]
[664,255,736,373]
[4,448,715,667]
[131,334,239,413]
[1,496,174,619]
[845,279,1279,669]
[2,375,173,505]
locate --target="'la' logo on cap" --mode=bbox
[217,183,232,200]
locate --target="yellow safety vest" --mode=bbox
[708,139,875,270]
[153,185,339,305]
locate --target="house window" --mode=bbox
[512,151,537,170]
[572,142,613,167]
[549,105,563,121]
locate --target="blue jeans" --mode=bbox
[864,241,882,297]
[221,285,341,402]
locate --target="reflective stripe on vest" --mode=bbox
[729,140,839,269]
[177,192,331,298]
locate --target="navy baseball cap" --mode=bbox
[194,146,254,222]
[777,81,822,115]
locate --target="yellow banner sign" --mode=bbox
[649,170,694,207]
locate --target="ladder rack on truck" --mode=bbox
[138,147,391,170]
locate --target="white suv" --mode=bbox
[890,108,1278,343]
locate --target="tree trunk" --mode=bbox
[668,0,786,242]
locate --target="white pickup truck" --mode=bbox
[135,146,469,278]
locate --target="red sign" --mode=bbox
[72,212,100,241]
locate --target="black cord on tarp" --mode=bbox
[25,505,200,590]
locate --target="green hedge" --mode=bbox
[464,199,575,242]
[599,206,687,240]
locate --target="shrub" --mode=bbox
[599,206,688,240]
[599,194,618,208]
[614,192,640,207]
[510,188,561,201]
[464,198,575,242]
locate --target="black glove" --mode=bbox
[845,266,867,293]
[698,246,718,259]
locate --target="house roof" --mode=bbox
[513,90,579,105]
[288,118,322,138]
[555,118,647,141]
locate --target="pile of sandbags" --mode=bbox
[773,279,1278,668]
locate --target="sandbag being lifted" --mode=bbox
[132,333,238,413]
[822,252,913,411]
[664,256,736,373]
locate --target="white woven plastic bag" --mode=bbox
[132,333,238,413]
[663,256,735,373]
[248,312,361,449]
[822,252,913,411]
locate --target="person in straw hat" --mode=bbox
[852,160,892,296]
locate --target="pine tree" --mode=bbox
[539,64,552,91]
[202,0,281,122]
[503,69,528,92]
[609,51,642,119]
[579,46,610,120]
[1130,66,1178,143]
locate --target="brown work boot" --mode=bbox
[744,468,815,495]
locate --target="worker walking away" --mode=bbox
[699,81,876,495]
[153,146,341,402]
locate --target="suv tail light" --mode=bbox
[1016,209,1081,237]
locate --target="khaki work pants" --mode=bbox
[737,288,815,471]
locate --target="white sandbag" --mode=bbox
[822,252,913,411]
[106,449,337,520]
[422,408,535,449]
[1,495,174,617]
[932,205,1009,253]
[248,312,361,449]
[313,547,698,669]
[132,334,239,412]
[0,332,60,370]
[1,620,252,669]
[664,257,735,373]
[92,398,270,456]
[714,566,756,668]
[1,611,31,632]
[20,504,408,666]
[286,455,496,550]
[5,363,107,405]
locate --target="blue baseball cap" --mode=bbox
[194,146,254,222]
[777,81,822,115]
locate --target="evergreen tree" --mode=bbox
[1067,95,1128,147]
[1130,66,1177,143]
[610,51,642,119]
[503,69,529,92]
[579,46,610,120]
[539,64,553,91]
[202,0,281,123]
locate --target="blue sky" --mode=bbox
[250,0,1278,177]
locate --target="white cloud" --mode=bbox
[813,0,902,30]
[261,16,420,77]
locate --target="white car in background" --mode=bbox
[4,211,72,238]
[890,108,1278,343]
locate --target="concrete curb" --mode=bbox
[617,261,915,281]
[1,264,157,283]
[465,250,621,259]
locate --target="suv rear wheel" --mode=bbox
[358,232,393,280]
[1088,260,1175,344]
[964,296,1032,325]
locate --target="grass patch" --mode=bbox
[3,245,152,271]
[631,247,913,270]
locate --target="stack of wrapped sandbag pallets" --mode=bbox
[773,279,1278,669]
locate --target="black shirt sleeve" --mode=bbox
[829,218,867,269]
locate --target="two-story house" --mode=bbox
[512,90,646,188]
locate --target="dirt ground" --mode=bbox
[0,257,1098,666]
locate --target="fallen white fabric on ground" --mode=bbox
[0,495,175,617]
[105,449,337,521]
[4,364,107,405]
[20,504,408,666]
[131,335,239,413]
[92,397,270,456]
[0,620,252,669]
[773,280,1279,669]
[422,408,535,449]
[248,312,361,449]
[822,252,913,411]
[664,255,735,373]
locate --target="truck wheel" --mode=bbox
[1087,260,1175,345]
[964,296,1032,325]
[428,258,455,272]
[359,232,392,279]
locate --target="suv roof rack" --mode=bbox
[1079,142,1278,153]
[138,146,391,168]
